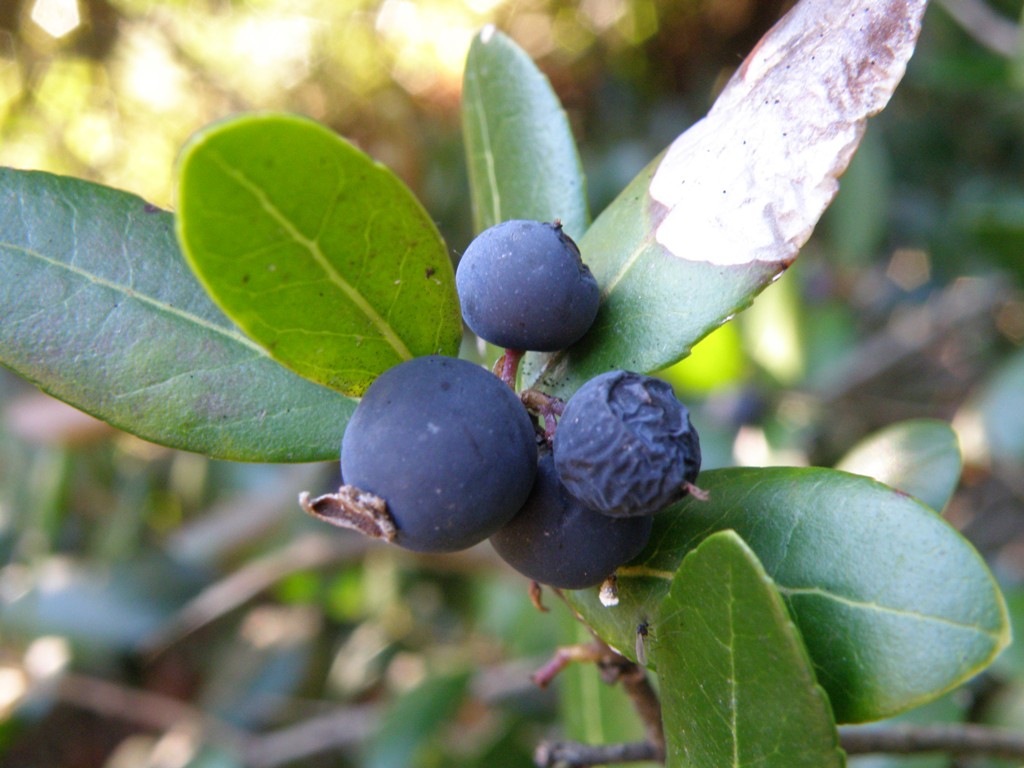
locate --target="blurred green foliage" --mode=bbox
[3,0,1024,766]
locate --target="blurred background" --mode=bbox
[3,0,1024,766]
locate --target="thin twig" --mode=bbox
[547,589,665,754]
[164,465,326,565]
[529,633,665,765]
[531,643,605,689]
[140,533,365,655]
[596,654,665,759]
[532,741,659,768]
[51,669,1024,767]
[840,722,1024,759]
[816,277,1008,402]
[52,656,552,768]
[56,670,376,767]
[535,722,1024,768]
[56,672,248,753]
[534,739,660,767]
[244,704,380,768]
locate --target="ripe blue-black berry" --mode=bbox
[553,370,701,518]
[341,356,538,552]
[456,220,600,352]
[490,453,652,589]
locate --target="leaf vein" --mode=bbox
[778,585,1001,640]
[208,153,413,362]
[2,243,266,355]
[727,566,740,768]
[467,70,502,224]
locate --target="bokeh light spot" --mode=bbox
[30,0,81,39]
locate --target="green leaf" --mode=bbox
[957,346,1024,464]
[0,168,354,462]
[820,128,893,267]
[738,259,805,384]
[176,113,461,397]
[461,26,589,238]
[198,605,318,730]
[656,321,747,396]
[523,0,929,396]
[0,555,199,653]
[567,467,1010,723]
[521,160,779,396]
[835,419,962,513]
[363,672,471,768]
[656,530,844,768]
[993,587,1024,680]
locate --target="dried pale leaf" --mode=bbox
[526,0,930,395]
[650,0,928,266]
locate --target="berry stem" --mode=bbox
[520,389,566,444]
[529,581,549,613]
[683,481,710,501]
[299,486,397,542]
[494,348,524,389]
[530,642,605,689]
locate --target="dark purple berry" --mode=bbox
[490,453,652,589]
[341,356,537,552]
[456,220,600,352]
[553,370,701,518]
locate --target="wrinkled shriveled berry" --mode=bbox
[341,356,538,552]
[456,220,599,352]
[553,370,701,518]
[490,453,652,589]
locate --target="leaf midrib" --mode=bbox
[725,566,740,768]
[618,566,1002,641]
[209,153,414,362]
[778,585,1004,642]
[465,65,503,226]
[1,241,266,355]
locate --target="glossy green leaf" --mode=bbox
[461,26,589,238]
[198,605,318,730]
[176,113,461,397]
[364,672,471,768]
[521,160,779,397]
[523,0,929,396]
[821,128,893,267]
[567,467,1010,723]
[0,168,354,462]
[0,555,200,653]
[739,263,805,384]
[993,588,1024,680]
[835,419,962,513]
[957,346,1024,463]
[656,321,747,396]
[656,531,844,768]
[952,183,1024,280]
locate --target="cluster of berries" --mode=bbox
[302,221,701,590]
